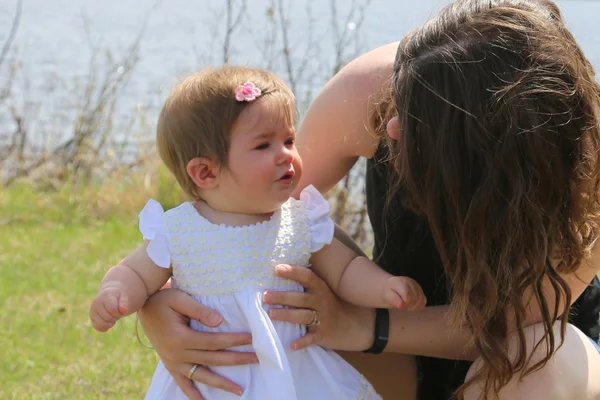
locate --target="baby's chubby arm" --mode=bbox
[309,239,426,310]
[89,241,172,332]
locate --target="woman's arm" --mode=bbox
[268,247,600,361]
[384,251,600,360]
[292,41,399,198]
[265,265,475,359]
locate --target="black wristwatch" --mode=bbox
[362,308,389,354]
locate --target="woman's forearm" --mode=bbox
[331,226,477,359]
[385,305,478,361]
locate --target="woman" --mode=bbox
[139,0,600,398]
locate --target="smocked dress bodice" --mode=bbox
[141,186,332,297]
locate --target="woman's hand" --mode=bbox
[263,264,376,351]
[138,289,259,399]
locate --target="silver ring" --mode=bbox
[187,363,199,379]
[306,309,320,327]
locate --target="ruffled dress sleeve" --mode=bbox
[300,185,335,253]
[139,199,171,268]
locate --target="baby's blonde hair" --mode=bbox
[157,66,296,199]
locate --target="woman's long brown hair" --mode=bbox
[388,0,600,397]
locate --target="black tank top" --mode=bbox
[365,143,600,400]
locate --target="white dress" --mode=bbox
[141,185,381,400]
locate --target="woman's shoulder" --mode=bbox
[331,41,399,88]
[297,42,398,163]
[319,41,398,113]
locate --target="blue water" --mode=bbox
[1,0,599,131]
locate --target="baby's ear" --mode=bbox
[187,157,220,189]
[386,116,400,140]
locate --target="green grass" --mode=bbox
[0,183,160,399]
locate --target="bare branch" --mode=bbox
[0,0,22,70]
[277,0,296,93]
[293,0,317,85]
[223,0,247,64]
[330,0,372,75]
[252,1,278,70]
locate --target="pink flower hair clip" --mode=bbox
[235,81,261,102]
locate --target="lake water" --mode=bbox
[1,0,600,132]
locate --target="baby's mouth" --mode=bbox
[278,168,295,182]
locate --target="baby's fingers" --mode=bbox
[117,292,129,315]
[103,292,129,318]
[92,317,115,332]
[103,295,123,318]
[90,306,116,332]
[410,282,427,310]
[393,282,416,309]
[384,287,406,309]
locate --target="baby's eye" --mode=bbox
[255,143,269,150]
[285,138,295,146]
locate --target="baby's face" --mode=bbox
[217,99,302,214]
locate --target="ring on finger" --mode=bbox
[306,309,320,327]
[187,363,200,379]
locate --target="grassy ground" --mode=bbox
[0,182,176,399]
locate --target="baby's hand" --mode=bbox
[89,287,129,332]
[382,276,426,310]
